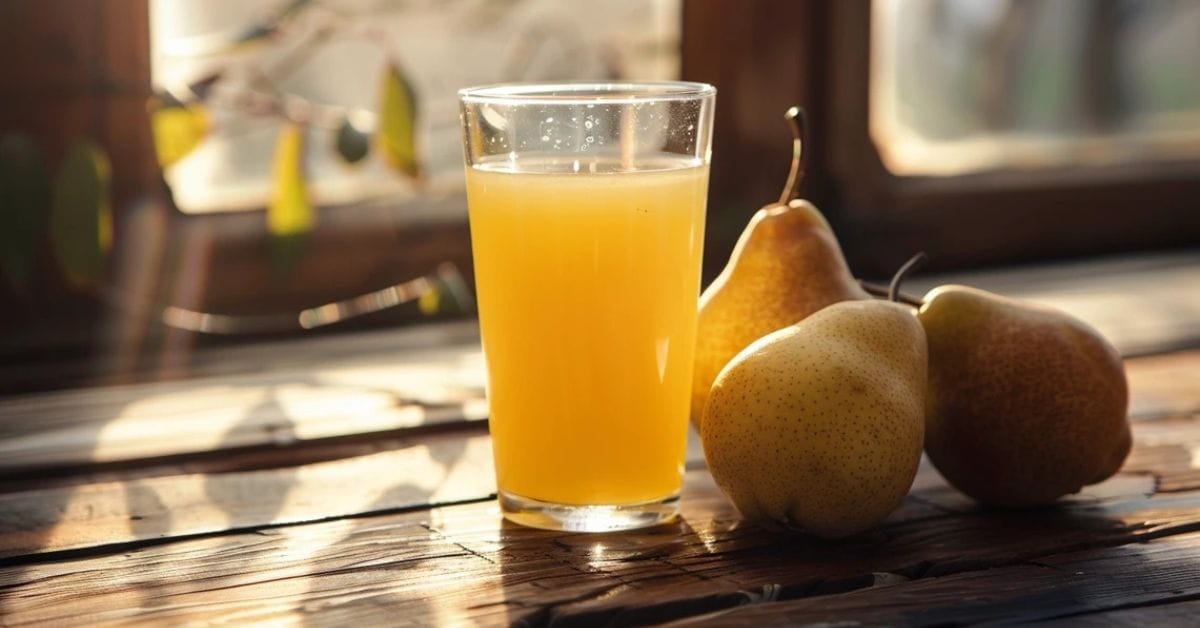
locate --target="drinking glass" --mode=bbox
[459,82,715,531]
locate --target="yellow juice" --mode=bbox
[466,157,708,505]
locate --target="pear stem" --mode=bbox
[859,280,924,307]
[778,106,807,205]
[887,252,928,304]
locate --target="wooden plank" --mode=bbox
[0,424,712,559]
[0,338,487,472]
[0,467,1196,626]
[666,532,1200,626]
[1121,413,1200,494]
[0,432,495,559]
[1041,599,1200,627]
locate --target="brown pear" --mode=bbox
[690,110,866,430]
[918,285,1131,507]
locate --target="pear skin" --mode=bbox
[919,285,1131,507]
[691,199,868,430]
[702,300,926,538]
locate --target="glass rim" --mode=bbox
[458,81,716,105]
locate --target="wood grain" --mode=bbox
[0,467,1195,625]
[0,432,494,559]
[0,361,1196,561]
[0,349,1198,625]
[668,532,1200,626]
[0,326,487,473]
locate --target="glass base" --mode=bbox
[499,490,680,532]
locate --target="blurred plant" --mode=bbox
[0,133,117,297]
[0,134,50,290]
[149,0,424,276]
[377,64,421,179]
[2,0,475,335]
[268,122,315,275]
[149,93,210,169]
[50,142,113,290]
[130,0,468,333]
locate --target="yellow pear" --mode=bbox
[918,285,1131,506]
[691,108,867,430]
[702,299,927,538]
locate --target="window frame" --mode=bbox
[683,0,1200,279]
[826,0,1200,275]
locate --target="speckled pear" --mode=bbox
[690,108,867,430]
[918,285,1131,507]
[702,300,927,538]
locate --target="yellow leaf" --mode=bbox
[50,141,112,289]
[151,99,210,168]
[268,123,314,237]
[418,282,441,316]
[267,123,314,275]
[377,63,421,178]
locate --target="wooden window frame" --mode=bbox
[683,0,1200,278]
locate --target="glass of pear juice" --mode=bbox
[458,82,715,532]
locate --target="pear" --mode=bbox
[691,108,867,430]
[918,285,1131,507]
[702,300,926,538]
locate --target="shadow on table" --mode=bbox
[484,467,1187,625]
[0,373,323,618]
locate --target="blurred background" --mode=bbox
[1,0,1198,394]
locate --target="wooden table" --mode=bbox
[2,323,1199,625]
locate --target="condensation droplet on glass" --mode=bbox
[572,159,581,173]
[585,136,594,143]
[541,135,550,141]
[545,117,554,123]
[688,124,695,131]
[584,120,593,130]
[586,104,594,109]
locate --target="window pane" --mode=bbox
[150,0,682,214]
[871,0,1200,175]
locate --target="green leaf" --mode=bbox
[377,63,421,179]
[267,123,314,274]
[50,141,112,289]
[0,133,50,289]
[150,96,210,168]
[334,114,371,164]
